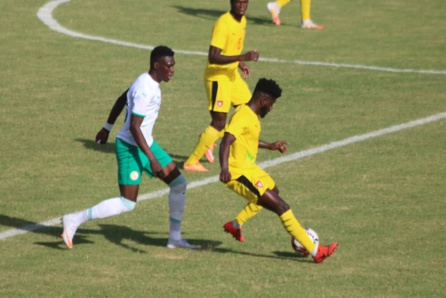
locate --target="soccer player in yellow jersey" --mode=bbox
[267,0,323,29]
[219,78,337,263]
[183,0,260,172]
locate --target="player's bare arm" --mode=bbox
[219,132,236,183]
[95,88,128,144]
[208,46,259,65]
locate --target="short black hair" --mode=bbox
[150,45,175,68]
[253,78,282,99]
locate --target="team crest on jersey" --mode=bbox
[217,100,223,108]
[130,171,139,181]
[255,180,264,189]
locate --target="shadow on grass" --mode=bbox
[75,138,115,154]
[171,5,272,26]
[32,223,180,252]
[0,215,217,252]
[2,215,310,261]
[199,239,311,262]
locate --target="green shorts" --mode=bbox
[115,138,173,185]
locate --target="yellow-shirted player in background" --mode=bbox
[267,0,323,29]
[183,0,259,172]
[219,78,337,263]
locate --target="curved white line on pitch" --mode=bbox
[37,0,446,75]
[1,111,446,241]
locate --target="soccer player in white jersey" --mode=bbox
[61,45,196,250]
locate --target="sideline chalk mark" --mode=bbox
[37,0,446,75]
[1,112,445,241]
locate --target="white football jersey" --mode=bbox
[117,72,161,147]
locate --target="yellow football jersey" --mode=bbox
[204,12,246,80]
[225,104,261,175]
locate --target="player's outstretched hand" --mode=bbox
[241,50,260,62]
[249,50,259,62]
[270,141,288,154]
[95,128,110,144]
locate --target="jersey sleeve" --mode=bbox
[226,109,249,139]
[130,89,150,118]
[209,18,228,50]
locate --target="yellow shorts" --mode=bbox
[225,165,275,204]
[204,71,251,113]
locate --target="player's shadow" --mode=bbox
[27,220,221,252]
[172,6,272,26]
[0,214,62,239]
[2,214,311,261]
[200,241,312,262]
[0,214,76,250]
[75,138,115,154]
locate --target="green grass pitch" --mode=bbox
[1,0,445,296]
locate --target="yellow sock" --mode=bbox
[300,0,311,21]
[280,209,316,253]
[277,0,291,9]
[235,203,263,226]
[185,125,221,165]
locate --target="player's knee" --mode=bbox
[169,174,187,193]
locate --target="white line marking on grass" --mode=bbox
[37,0,446,75]
[1,112,445,241]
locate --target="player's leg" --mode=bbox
[61,138,140,249]
[267,0,291,25]
[184,113,225,171]
[300,0,323,29]
[257,189,316,252]
[224,202,263,242]
[61,194,137,249]
[222,167,270,241]
[153,144,195,249]
[226,182,275,232]
[164,168,195,249]
[235,202,263,226]
[258,189,337,263]
[184,80,230,172]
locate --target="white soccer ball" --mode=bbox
[291,228,319,255]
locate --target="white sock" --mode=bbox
[310,244,319,257]
[87,197,136,220]
[66,210,89,227]
[168,175,187,241]
[268,2,281,14]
